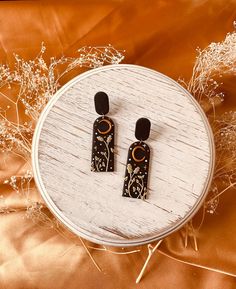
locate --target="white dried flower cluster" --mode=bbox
[182,29,236,251]
[24,200,60,229]
[0,45,125,268]
[214,111,236,156]
[0,43,124,224]
[0,117,33,156]
[182,30,236,218]
[0,44,124,161]
[205,111,236,214]
[185,31,236,110]
[74,45,125,68]
[3,170,33,193]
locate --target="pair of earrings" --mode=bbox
[91,92,151,200]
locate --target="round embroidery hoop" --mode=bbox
[32,64,215,247]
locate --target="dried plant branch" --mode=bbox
[180,30,236,114]
[183,220,198,251]
[0,44,124,162]
[87,245,140,255]
[0,43,124,271]
[136,240,163,284]
[181,29,236,246]
[205,111,236,212]
[79,237,102,272]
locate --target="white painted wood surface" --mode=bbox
[32,64,215,247]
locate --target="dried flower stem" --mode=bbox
[79,237,102,272]
[183,220,198,251]
[87,245,140,255]
[136,240,163,284]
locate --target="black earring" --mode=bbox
[91,92,115,172]
[122,118,151,199]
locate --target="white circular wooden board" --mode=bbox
[32,64,215,247]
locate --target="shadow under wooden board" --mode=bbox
[32,64,215,247]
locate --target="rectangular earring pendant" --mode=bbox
[91,116,115,172]
[122,142,150,199]
[123,118,151,199]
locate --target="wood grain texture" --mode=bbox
[32,64,215,246]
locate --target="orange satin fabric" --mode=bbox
[0,1,236,288]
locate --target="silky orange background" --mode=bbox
[0,1,236,288]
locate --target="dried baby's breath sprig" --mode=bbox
[183,108,236,248]
[0,44,124,161]
[182,30,236,114]
[0,44,126,273]
[183,124,235,253]
[24,201,57,227]
[3,170,33,194]
[205,111,236,214]
[0,114,33,158]
[179,28,236,250]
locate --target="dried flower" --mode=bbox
[0,43,124,223]
[204,111,236,214]
[0,44,124,161]
[181,30,236,113]
[181,29,236,249]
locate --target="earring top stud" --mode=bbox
[94,91,109,115]
[135,118,151,141]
